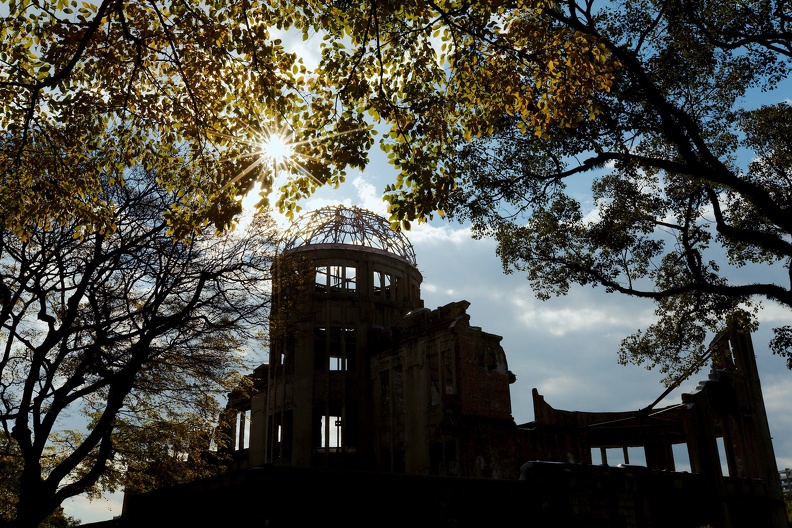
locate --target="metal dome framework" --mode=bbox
[280,205,417,266]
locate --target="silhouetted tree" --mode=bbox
[0,168,276,528]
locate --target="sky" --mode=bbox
[67,131,792,524]
[62,25,792,527]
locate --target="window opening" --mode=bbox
[329,265,344,292]
[235,410,250,450]
[328,327,343,370]
[717,437,730,476]
[315,266,329,293]
[374,271,383,296]
[595,447,624,466]
[268,415,278,460]
[316,265,356,293]
[671,443,690,472]
[343,328,356,370]
[320,415,342,450]
[270,411,293,461]
[374,270,394,299]
[626,446,646,466]
[314,327,327,371]
[326,328,356,371]
[329,356,346,370]
[345,266,356,293]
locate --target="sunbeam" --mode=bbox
[214,122,372,200]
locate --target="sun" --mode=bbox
[260,133,294,168]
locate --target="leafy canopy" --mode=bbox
[4,0,792,380]
[0,0,373,238]
[282,0,621,229]
[275,0,792,379]
[1,0,621,235]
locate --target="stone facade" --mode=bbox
[369,300,517,478]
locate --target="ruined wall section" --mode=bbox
[371,301,519,478]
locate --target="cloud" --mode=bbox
[757,300,792,325]
[352,174,389,215]
[510,288,656,337]
[287,171,390,219]
[409,221,476,246]
[410,227,505,303]
[581,204,601,224]
[535,373,587,401]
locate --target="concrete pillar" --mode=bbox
[249,392,267,467]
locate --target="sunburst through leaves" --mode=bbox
[220,122,372,218]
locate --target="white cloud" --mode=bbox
[409,222,475,246]
[535,374,585,401]
[510,290,655,337]
[581,205,601,224]
[300,195,353,213]
[757,300,792,325]
[352,174,389,215]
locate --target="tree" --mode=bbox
[5,0,792,378]
[269,0,792,379]
[0,167,277,528]
[0,0,372,238]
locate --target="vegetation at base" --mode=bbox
[1,436,79,528]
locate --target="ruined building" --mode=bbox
[236,205,516,478]
[115,205,787,528]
